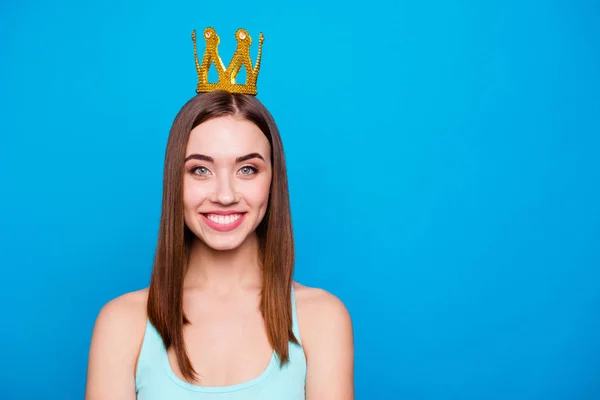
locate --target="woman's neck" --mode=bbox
[183,233,262,293]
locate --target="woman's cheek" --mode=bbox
[184,181,209,204]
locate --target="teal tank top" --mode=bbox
[135,286,306,399]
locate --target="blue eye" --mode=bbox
[240,166,258,175]
[191,166,210,176]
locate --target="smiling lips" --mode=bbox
[201,212,246,232]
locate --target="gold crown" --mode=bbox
[191,27,264,95]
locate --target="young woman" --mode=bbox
[85,91,354,399]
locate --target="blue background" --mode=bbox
[1,0,599,398]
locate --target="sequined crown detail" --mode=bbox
[191,27,264,95]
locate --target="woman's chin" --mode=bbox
[200,234,248,252]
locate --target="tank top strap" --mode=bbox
[291,285,302,345]
[135,319,164,391]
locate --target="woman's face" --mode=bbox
[183,115,272,251]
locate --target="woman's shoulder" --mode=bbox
[292,281,353,344]
[293,282,350,313]
[292,282,354,394]
[94,288,149,330]
[86,288,150,396]
[88,288,149,367]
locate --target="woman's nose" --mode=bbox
[212,174,237,205]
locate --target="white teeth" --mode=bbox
[206,214,241,224]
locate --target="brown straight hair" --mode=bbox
[147,90,298,382]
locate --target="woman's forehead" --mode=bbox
[186,116,271,159]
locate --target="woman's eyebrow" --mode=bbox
[184,154,213,163]
[184,152,265,163]
[235,152,265,163]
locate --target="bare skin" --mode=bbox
[85,116,354,399]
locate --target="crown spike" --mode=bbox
[252,33,264,83]
[191,30,202,83]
